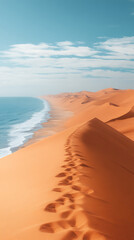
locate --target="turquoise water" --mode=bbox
[0,97,50,158]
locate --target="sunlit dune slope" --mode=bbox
[0,88,134,240]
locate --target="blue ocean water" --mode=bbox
[0,97,50,158]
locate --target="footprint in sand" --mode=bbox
[63,193,74,202]
[53,187,62,192]
[40,220,71,233]
[66,176,73,181]
[79,163,91,168]
[73,173,77,176]
[62,230,77,240]
[56,172,66,177]
[61,165,67,168]
[56,197,65,205]
[58,179,72,186]
[72,185,81,191]
[65,168,71,171]
[44,203,57,213]
[83,231,92,240]
[68,163,75,167]
[65,159,72,162]
[60,210,72,219]
[40,223,54,233]
[75,153,82,157]
[69,204,76,209]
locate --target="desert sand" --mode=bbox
[0,88,134,240]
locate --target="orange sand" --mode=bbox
[0,88,134,240]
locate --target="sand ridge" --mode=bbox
[39,120,107,240]
[0,88,134,240]
[38,118,134,240]
[45,88,134,140]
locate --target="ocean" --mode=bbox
[0,97,50,158]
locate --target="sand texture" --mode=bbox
[0,88,134,240]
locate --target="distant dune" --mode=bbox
[0,88,134,240]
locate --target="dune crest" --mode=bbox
[0,89,134,240]
[38,118,134,240]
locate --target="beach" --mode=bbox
[0,97,50,158]
[0,88,134,240]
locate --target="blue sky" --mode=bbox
[0,0,134,95]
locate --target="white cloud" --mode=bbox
[95,36,134,59]
[0,38,134,96]
[57,41,73,46]
[1,41,97,59]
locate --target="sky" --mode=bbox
[0,0,134,96]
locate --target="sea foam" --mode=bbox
[0,99,50,158]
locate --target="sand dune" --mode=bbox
[0,88,134,240]
[45,89,134,141]
[40,118,134,240]
[107,106,134,122]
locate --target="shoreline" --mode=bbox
[0,88,134,240]
[22,97,73,148]
[0,96,50,158]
